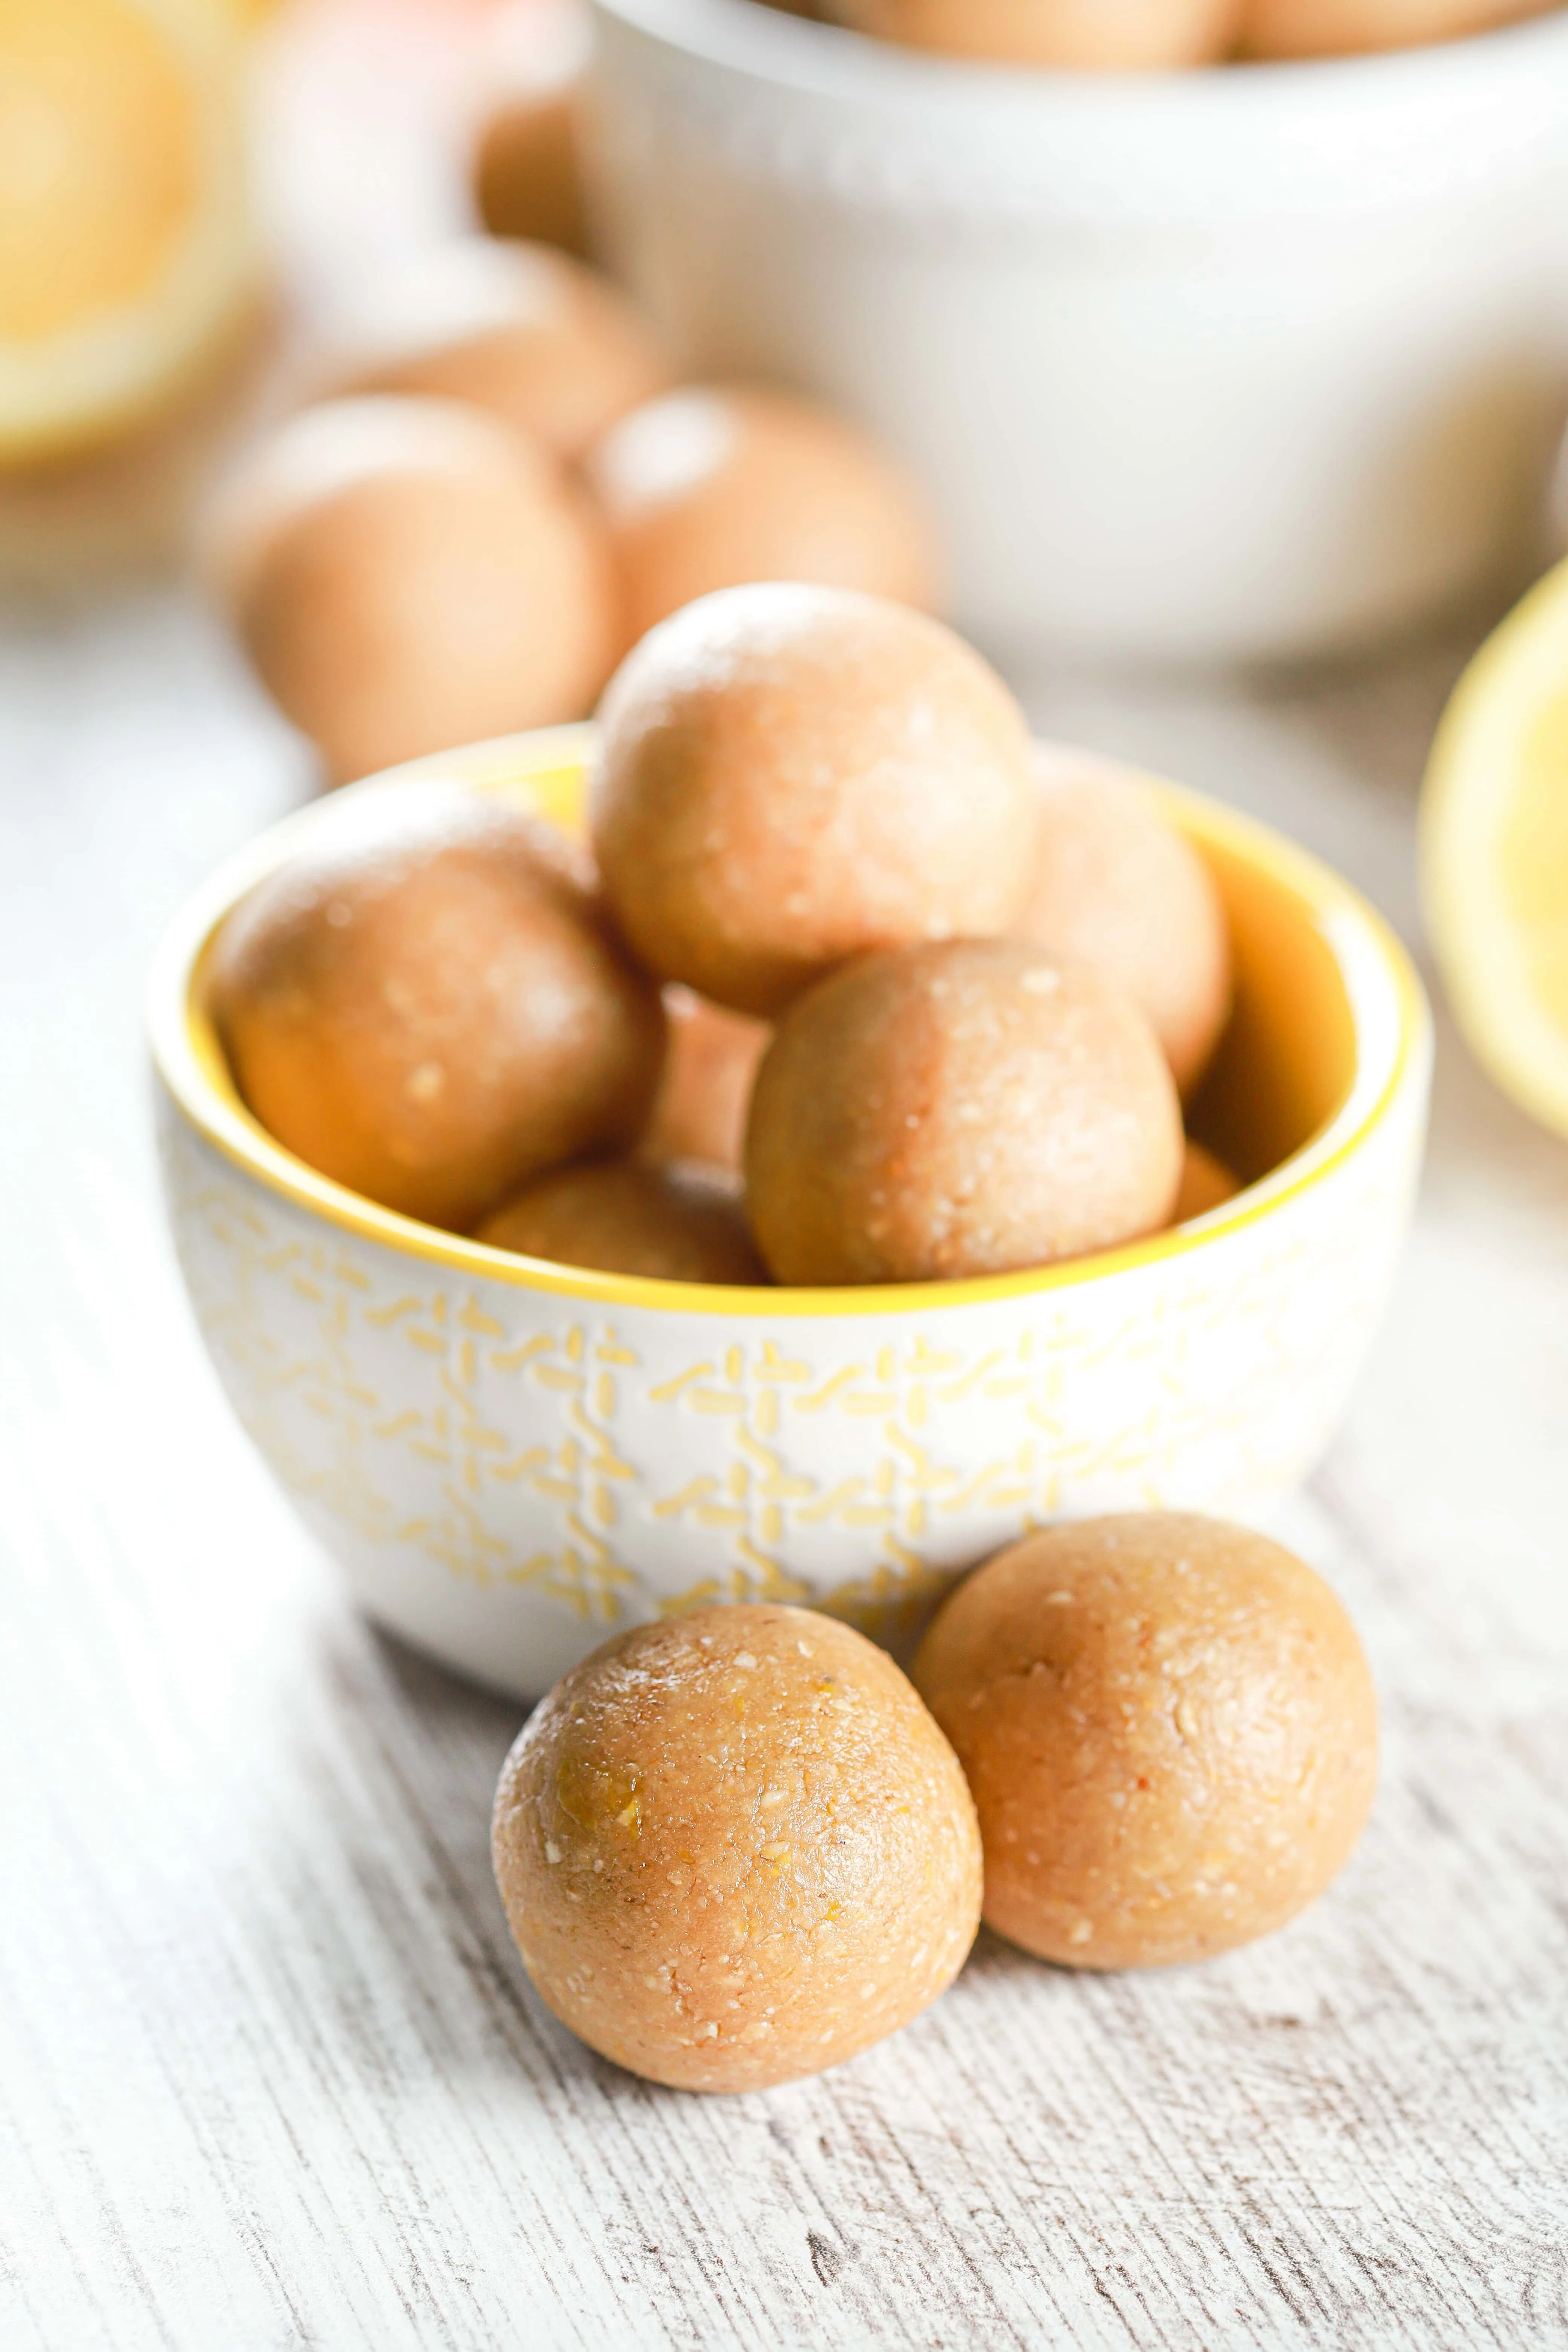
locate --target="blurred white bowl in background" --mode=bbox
[583,0,1568,665]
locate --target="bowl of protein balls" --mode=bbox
[582,0,1568,663]
[151,584,1429,1700]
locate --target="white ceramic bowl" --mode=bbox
[583,0,1568,663]
[150,727,1430,1702]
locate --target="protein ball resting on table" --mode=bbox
[914,1514,1379,1969]
[583,384,940,642]
[492,1605,983,2092]
[591,583,1040,1017]
[474,89,588,258]
[317,237,671,464]
[210,782,666,1232]
[202,396,618,782]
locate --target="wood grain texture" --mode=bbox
[3,586,1567,2352]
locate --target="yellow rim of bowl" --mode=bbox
[148,724,1430,1319]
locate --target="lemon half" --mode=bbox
[0,0,259,465]
[1421,557,1568,1140]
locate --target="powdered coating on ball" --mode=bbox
[744,938,1184,1286]
[914,1514,1379,1971]
[591,584,1040,1017]
[476,1157,768,1285]
[584,384,940,642]
[210,782,666,1232]
[1017,762,1232,1098]
[492,1605,983,2092]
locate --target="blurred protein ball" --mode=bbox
[584,383,942,640]
[313,236,671,464]
[201,393,620,782]
[470,1,593,256]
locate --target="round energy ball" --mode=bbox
[592,584,1040,1017]
[914,1515,1379,1971]
[469,1,590,254]
[204,395,619,783]
[317,237,670,463]
[474,88,588,257]
[1174,1140,1240,1223]
[583,384,941,642]
[492,1605,984,2092]
[640,989,772,1177]
[210,782,666,1232]
[1242,0,1548,57]
[745,939,1184,1286]
[476,1157,767,1285]
[1016,761,1232,1098]
[825,0,1242,67]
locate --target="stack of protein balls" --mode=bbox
[201,235,938,788]
[210,582,1380,2094]
[209,583,1233,1283]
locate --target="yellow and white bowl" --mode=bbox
[149,727,1431,1699]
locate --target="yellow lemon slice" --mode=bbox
[1421,557,1568,1139]
[0,0,260,465]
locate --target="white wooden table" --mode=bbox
[6,0,1568,2334]
[4,576,1567,2351]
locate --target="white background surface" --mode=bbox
[4,1,1568,2341]
[4,583,1567,2352]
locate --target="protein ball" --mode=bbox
[492,1605,983,2092]
[203,395,618,783]
[475,89,586,257]
[824,0,1242,68]
[1017,760,1233,1098]
[476,1157,768,1285]
[583,384,940,642]
[1174,1140,1240,1223]
[1242,0,1550,58]
[470,2,589,254]
[640,988,771,1177]
[593,583,1040,1017]
[318,237,671,463]
[210,782,666,1231]
[914,1515,1379,1971]
[745,939,1183,1286]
